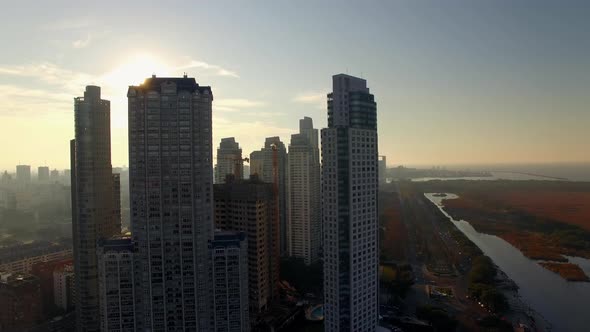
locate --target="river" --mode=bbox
[425,193,590,332]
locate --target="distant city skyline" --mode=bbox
[1,1,590,169]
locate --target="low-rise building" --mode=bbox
[0,241,72,274]
[0,273,43,331]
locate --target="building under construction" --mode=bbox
[213,176,280,318]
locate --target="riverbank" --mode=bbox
[425,191,590,331]
[539,262,590,282]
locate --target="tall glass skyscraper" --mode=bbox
[321,74,379,332]
[71,85,120,332]
[127,75,214,331]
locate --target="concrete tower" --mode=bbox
[127,76,214,331]
[287,117,321,265]
[71,85,120,332]
[321,74,379,332]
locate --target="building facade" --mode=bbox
[0,241,72,274]
[322,74,379,331]
[0,273,43,331]
[210,232,250,332]
[287,117,321,265]
[378,155,387,185]
[128,75,214,331]
[215,137,243,183]
[53,263,75,311]
[16,165,31,184]
[71,85,120,332]
[249,137,288,256]
[97,238,135,332]
[38,166,50,182]
[214,178,279,316]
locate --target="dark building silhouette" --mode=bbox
[128,75,214,331]
[0,273,43,331]
[249,137,288,256]
[71,85,120,332]
[214,177,279,317]
[210,231,250,332]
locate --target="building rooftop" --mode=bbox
[98,237,133,253]
[130,75,212,95]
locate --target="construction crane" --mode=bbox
[215,156,249,181]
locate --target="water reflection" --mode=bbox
[425,193,590,332]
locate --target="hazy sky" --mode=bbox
[1,0,589,171]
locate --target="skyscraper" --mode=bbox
[321,74,379,332]
[210,231,250,332]
[16,165,31,184]
[214,177,279,316]
[128,75,214,331]
[50,169,60,182]
[38,166,50,182]
[249,137,288,255]
[287,117,321,265]
[71,85,120,332]
[215,137,243,183]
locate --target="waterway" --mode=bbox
[410,171,560,182]
[425,193,590,332]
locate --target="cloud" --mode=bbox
[0,84,72,117]
[0,62,92,94]
[72,34,92,49]
[292,91,328,109]
[215,98,266,111]
[178,60,239,78]
[42,17,95,31]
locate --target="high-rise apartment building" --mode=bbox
[128,75,214,331]
[16,165,31,184]
[210,231,250,332]
[53,263,75,311]
[97,237,135,332]
[215,137,243,183]
[71,85,120,332]
[249,151,264,177]
[287,117,321,265]
[214,177,279,316]
[249,137,288,255]
[322,74,379,331]
[50,169,60,181]
[38,166,50,182]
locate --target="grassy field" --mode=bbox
[415,180,590,281]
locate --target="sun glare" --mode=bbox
[101,53,172,129]
[103,53,171,88]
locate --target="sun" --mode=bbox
[103,53,171,87]
[101,53,172,129]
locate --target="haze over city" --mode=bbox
[3,2,590,332]
[1,0,589,170]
